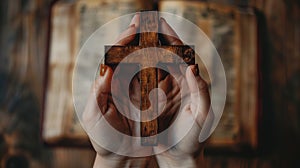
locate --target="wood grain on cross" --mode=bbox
[105,11,195,146]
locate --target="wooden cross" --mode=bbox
[105,11,195,146]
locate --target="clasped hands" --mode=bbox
[82,13,211,168]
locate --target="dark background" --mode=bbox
[0,0,299,167]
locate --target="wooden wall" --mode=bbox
[0,0,95,167]
[0,0,299,167]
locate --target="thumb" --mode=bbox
[186,64,210,127]
[82,64,113,130]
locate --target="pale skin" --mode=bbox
[82,13,211,168]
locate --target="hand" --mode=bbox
[82,13,212,168]
[83,13,158,168]
[153,18,211,168]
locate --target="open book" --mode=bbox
[43,0,259,152]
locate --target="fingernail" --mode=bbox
[129,13,139,27]
[191,64,199,76]
[160,17,166,23]
[100,64,107,76]
[129,24,135,28]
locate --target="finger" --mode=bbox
[97,64,113,113]
[114,25,137,45]
[115,13,140,45]
[157,75,181,125]
[129,12,140,28]
[186,64,210,127]
[129,75,141,108]
[157,68,169,82]
[160,17,183,45]
[166,64,183,79]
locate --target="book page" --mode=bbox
[44,0,143,144]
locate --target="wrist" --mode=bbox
[93,154,124,168]
[93,154,158,168]
[155,153,196,168]
[154,144,205,168]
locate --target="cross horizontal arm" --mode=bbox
[105,45,195,65]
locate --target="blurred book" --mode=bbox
[159,1,259,152]
[43,0,259,152]
[43,0,147,146]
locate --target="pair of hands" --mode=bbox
[82,13,211,168]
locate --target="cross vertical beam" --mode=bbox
[104,11,195,146]
[139,11,159,145]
